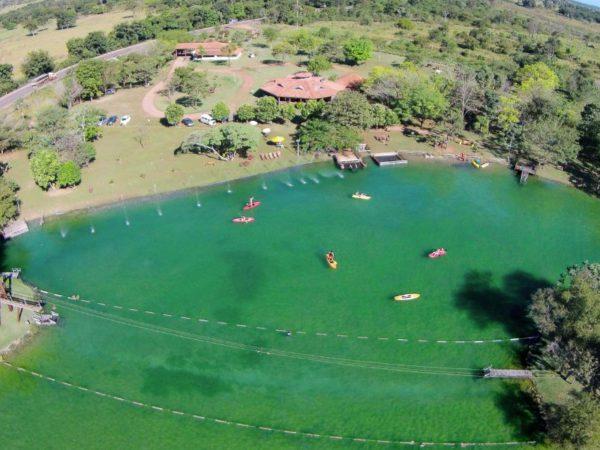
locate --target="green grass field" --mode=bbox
[0,10,139,77]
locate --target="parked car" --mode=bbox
[120,115,131,126]
[199,113,216,126]
[105,88,116,95]
[182,118,194,127]
[106,115,118,126]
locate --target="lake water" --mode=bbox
[1,161,599,449]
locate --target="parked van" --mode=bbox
[199,113,216,126]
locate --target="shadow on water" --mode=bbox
[454,270,550,337]
[141,365,232,397]
[494,382,546,441]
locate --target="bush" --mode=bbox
[30,149,60,189]
[307,55,332,75]
[57,161,81,187]
[255,97,281,123]
[396,18,415,30]
[211,102,230,122]
[236,104,256,122]
[165,103,185,126]
[22,50,55,79]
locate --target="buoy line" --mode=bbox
[39,290,538,346]
[0,360,536,448]
[53,301,484,377]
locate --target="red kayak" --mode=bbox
[428,248,447,258]
[243,201,261,211]
[232,217,255,224]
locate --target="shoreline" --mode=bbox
[11,151,586,228]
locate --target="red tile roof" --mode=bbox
[260,72,362,100]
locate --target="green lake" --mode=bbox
[1,161,599,449]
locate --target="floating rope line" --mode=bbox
[0,361,536,448]
[52,302,484,378]
[38,290,538,346]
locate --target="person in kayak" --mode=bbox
[326,251,335,261]
[248,196,255,207]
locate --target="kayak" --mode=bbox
[326,255,338,270]
[232,217,255,224]
[428,248,447,259]
[480,162,490,168]
[243,201,261,211]
[472,159,481,169]
[352,193,371,200]
[394,293,420,301]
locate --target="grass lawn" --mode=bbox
[0,303,32,352]
[0,9,140,77]
[1,85,318,221]
[154,72,243,115]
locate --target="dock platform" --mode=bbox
[515,161,537,184]
[1,220,29,239]
[483,367,533,379]
[333,151,365,170]
[371,152,407,166]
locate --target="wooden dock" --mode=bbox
[483,367,533,379]
[1,219,29,239]
[515,161,537,184]
[333,151,365,170]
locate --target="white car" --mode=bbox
[120,115,131,126]
[199,113,216,126]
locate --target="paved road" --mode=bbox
[0,18,263,111]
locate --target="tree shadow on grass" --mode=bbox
[494,381,546,442]
[454,270,550,338]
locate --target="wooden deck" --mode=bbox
[483,367,533,379]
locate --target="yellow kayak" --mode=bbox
[326,254,338,269]
[352,193,371,200]
[394,293,420,301]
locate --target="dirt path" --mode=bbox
[141,59,255,120]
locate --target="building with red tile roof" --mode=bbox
[259,72,363,102]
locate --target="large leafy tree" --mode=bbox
[254,97,281,123]
[76,59,105,100]
[55,10,77,30]
[297,119,361,152]
[21,50,55,79]
[180,124,260,160]
[579,103,600,162]
[165,103,184,126]
[30,149,60,189]
[343,38,374,65]
[323,91,373,129]
[515,62,559,94]
[0,175,18,228]
[170,67,210,108]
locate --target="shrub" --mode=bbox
[165,103,185,126]
[211,102,230,122]
[30,149,60,189]
[236,104,256,122]
[307,55,332,75]
[57,161,81,187]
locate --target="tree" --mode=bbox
[546,392,600,448]
[57,161,81,187]
[61,76,83,109]
[297,119,361,152]
[272,42,296,63]
[211,102,230,122]
[287,30,320,56]
[30,149,60,189]
[371,104,399,128]
[0,63,16,96]
[521,118,579,165]
[180,124,260,160]
[306,55,332,75]
[529,262,600,388]
[236,104,255,122]
[579,103,600,162]
[255,97,281,123]
[297,99,325,122]
[165,103,184,126]
[24,18,38,36]
[324,91,373,129]
[343,38,374,65]
[452,68,482,124]
[170,67,210,107]
[222,42,239,66]
[76,59,104,100]
[0,176,18,228]
[515,62,559,94]
[408,83,449,126]
[22,50,55,79]
[55,10,77,30]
